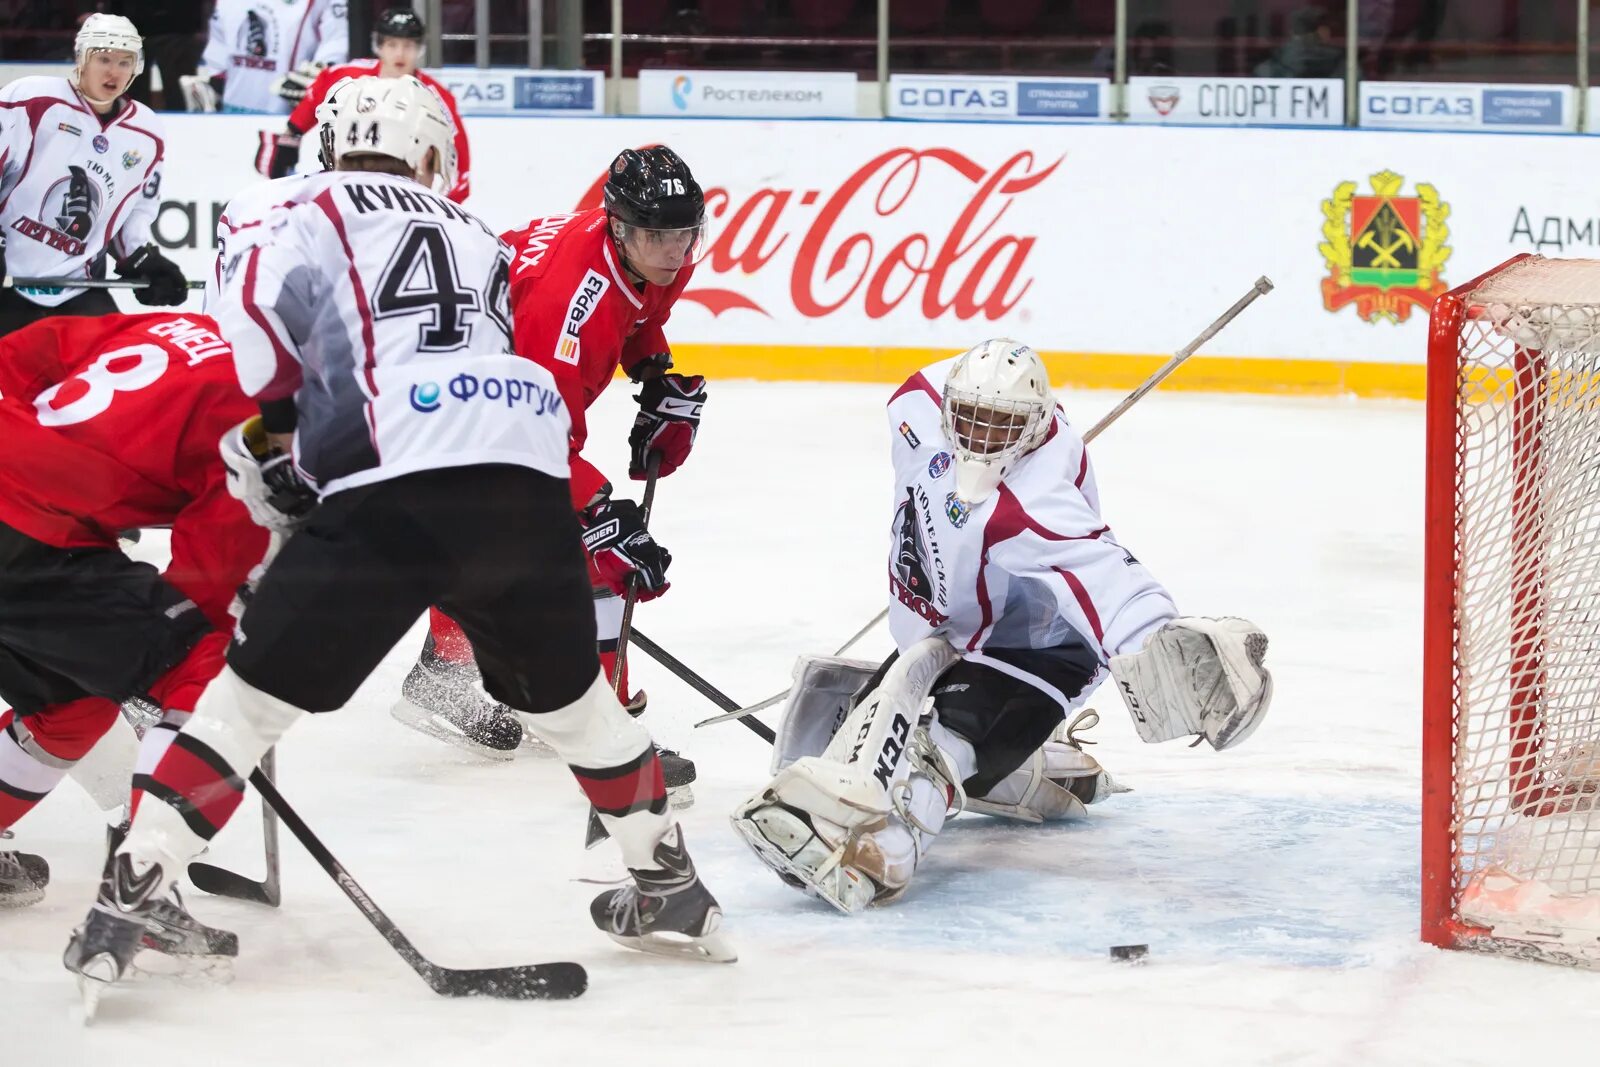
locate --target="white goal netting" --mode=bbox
[1447,256,1600,951]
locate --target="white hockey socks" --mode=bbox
[522,669,673,872]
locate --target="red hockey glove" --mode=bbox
[629,373,705,479]
[580,499,671,601]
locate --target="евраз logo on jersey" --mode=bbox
[1319,169,1452,324]
[555,269,609,366]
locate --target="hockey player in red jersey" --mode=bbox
[254,7,471,203]
[391,146,707,799]
[0,311,266,940]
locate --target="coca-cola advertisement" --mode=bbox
[144,113,1600,381]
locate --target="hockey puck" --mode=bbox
[1109,944,1149,962]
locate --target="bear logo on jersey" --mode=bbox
[890,489,949,625]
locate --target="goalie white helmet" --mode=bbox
[940,339,1055,504]
[318,75,457,196]
[74,13,144,104]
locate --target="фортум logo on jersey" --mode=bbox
[555,269,609,365]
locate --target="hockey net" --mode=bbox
[1424,254,1600,963]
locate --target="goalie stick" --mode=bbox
[187,747,281,906]
[250,767,586,999]
[692,276,1276,736]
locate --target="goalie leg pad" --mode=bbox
[965,710,1127,823]
[1109,616,1272,751]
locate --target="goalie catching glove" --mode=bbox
[1109,616,1272,751]
[219,417,318,535]
[580,498,671,600]
[629,373,705,479]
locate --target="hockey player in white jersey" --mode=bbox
[732,339,1273,912]
[63,75,731,999]
[0,14,189,336]
[185,0,348,115]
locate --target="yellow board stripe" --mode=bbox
[667,344,1428,400]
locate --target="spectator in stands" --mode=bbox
[1255,7,1343,79]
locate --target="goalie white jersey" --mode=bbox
[202,0,349,114]
[212,170,570,497]
[0,77,165,305]
[885,358,1178,701]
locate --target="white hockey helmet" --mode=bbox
[319,75,457,195]
[74,13,144,101]
[940,338,1055,504]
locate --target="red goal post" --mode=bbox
[1424,253,1600,964]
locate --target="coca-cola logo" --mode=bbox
[575,147,1062,321]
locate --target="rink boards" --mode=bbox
[147,115,1594,398]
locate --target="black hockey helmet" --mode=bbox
[603,146,705,232]
[375,7,425,42]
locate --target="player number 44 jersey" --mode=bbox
[213,171,571,497]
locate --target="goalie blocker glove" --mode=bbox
[629,373,705,479]
[1108,616,1273,751]
[580,498,671,601]
[115,244,189,306]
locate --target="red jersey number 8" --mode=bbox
[34,344,171,428]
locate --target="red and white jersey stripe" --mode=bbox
[0,77,165,306]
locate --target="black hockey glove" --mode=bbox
[256,130,302,179]
[580,499,672,601]
[116,243,188,306]
[274,61,326,105]
[629,372,706,480]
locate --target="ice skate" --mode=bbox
[390,636,525,759]
[141,886,239,961]
[590,828,735,963]
[0,831,49,908]
[63,853,168,1019]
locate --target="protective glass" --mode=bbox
[614,219,710,273]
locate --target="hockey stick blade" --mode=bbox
[250,770,586,1000]
[186,860,280,906]
[419,960,588,1000]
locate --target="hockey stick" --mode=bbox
[2,275,207,291]
[631,629,777,743]
[693,614,883,730]
[693,275,1276,737]
[249,767,586,999]
[586,451,661,848]
[187,747,281,906]
[187,530,286,905]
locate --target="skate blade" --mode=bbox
[667,784,695,811]
[128,947,235,984]
[604,928,737,964]
[389,700,516,762]
[0,885,46,909]
[730,815,864,916]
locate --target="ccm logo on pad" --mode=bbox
[555,270,609,365]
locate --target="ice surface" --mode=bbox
[7,383,1600,1065]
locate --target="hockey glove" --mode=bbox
[219,418,319,535]
[179,72,224,112]
[256,130,302,179]
[580,499,671,601]
[116,244,189,306]
[629,373,706,479]
[273,62,326,105]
